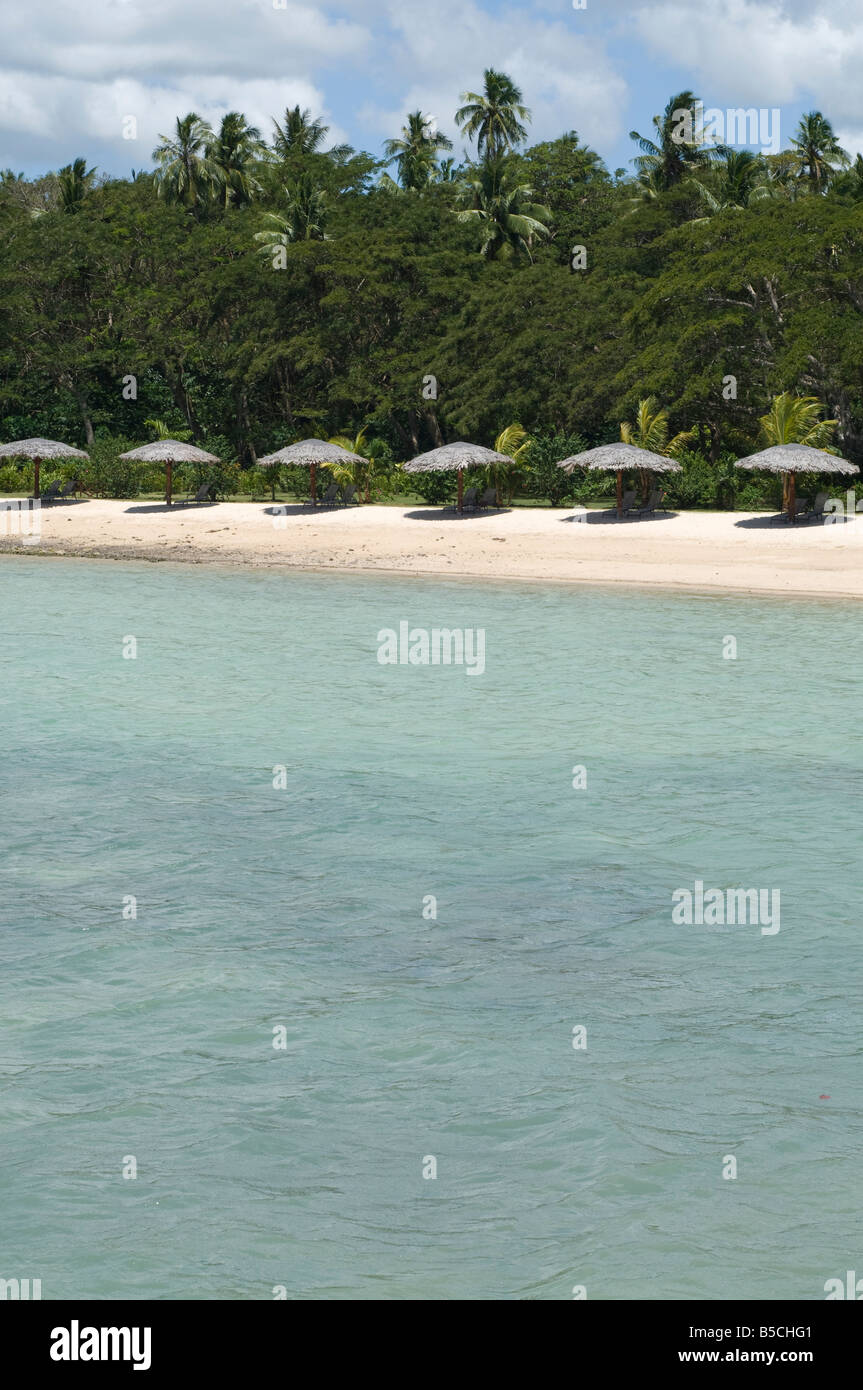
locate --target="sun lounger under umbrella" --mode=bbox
[557,443,681,519]
[118,440,221,508]
[256,439,366,508]
[403,442,514,515]
[0,437,89,500]
[735,443,858,524]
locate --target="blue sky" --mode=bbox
[1,0,860,178]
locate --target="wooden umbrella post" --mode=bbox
[787,471,796,524]
[457,467,464,515]
[165,458,173,507]
[310,461,317,506]
[33,457,41,500]
[616,469,623,518]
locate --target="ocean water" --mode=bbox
[1,555,861,1302]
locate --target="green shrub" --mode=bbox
[81,436,141,498]
[522,432,587,505]
[409,471,455,505]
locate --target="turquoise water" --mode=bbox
[1,556,862,1301]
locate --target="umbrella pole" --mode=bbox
[165,459,173,508]
[311,462,317,506]
[33,458,41,501]
[457,468,464,515]
[788,471,796,524]
[616,469,623,519]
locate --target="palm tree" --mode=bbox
[758,391,839,512]
[322,429,391,502]
[272,106,329,157]
[145,418,192,442]
[620,397,694,500]
[455,70,531,161]
[57,157,96,213]
[759,393,838,449]
[208,112,265,207]
[152,113,222,213]
[689,147,771,217]
[383,112,453,191]
[494,423,531,503]
[629,91,711,191]
[254,173,328,257]
[789,112,849,193]
[455,158,551,262]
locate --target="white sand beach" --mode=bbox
[4,498,863,598]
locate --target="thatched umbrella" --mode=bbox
[557,442,681,518]
[0,437,89,500]
[257,439,366,507]
[735,443,859,524]
[403,442,514,514]
[118,440,221,507]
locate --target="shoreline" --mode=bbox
[3,499,863,600]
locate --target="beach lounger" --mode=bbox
[445,486,478,513]
[476,487,500,511]
[186,482,214,504]
[56,478,80,500]
[38,480,62,505]
[338,483,357,507]
[613,488,637,516]
[635,485,665,517]
[800,491,829,523]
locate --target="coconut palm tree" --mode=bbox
[272,106,329,157]
[789,112,849,193]
[758,393,838,449]
[145,418,192,442]
[493,423,531,503]
[455,70,531,162]
[254,174,328,257]
[321,429,388,502]
[620,397,694,500]
[455,158,551,262]
[152,113,222,213]
[207,112,265,208]
[758,392,839,512]
[689,147,771,218]
[383,112,453,191]
[629,91,712,192]
[58,157,96,213]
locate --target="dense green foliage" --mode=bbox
[1,87,862,505]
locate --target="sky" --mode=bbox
[1,0,862,179]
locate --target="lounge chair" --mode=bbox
[610,488,637,516]
[445,486,478,513]
[57,478,80,500]
[476,487,500,511]
[186,481,214,504]
[305,482,339,509]
[635,485,665,517]
[338,483,358,507]
[800,490,829,523]
[37,480,62,505]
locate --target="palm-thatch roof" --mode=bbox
[557,443,681,474]
[735,444,858,476]
[404,442,514,472]
[119,440,221,462]
[257,439,365,467]
[0,437,88,460]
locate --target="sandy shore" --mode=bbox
[3,497,863,598]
